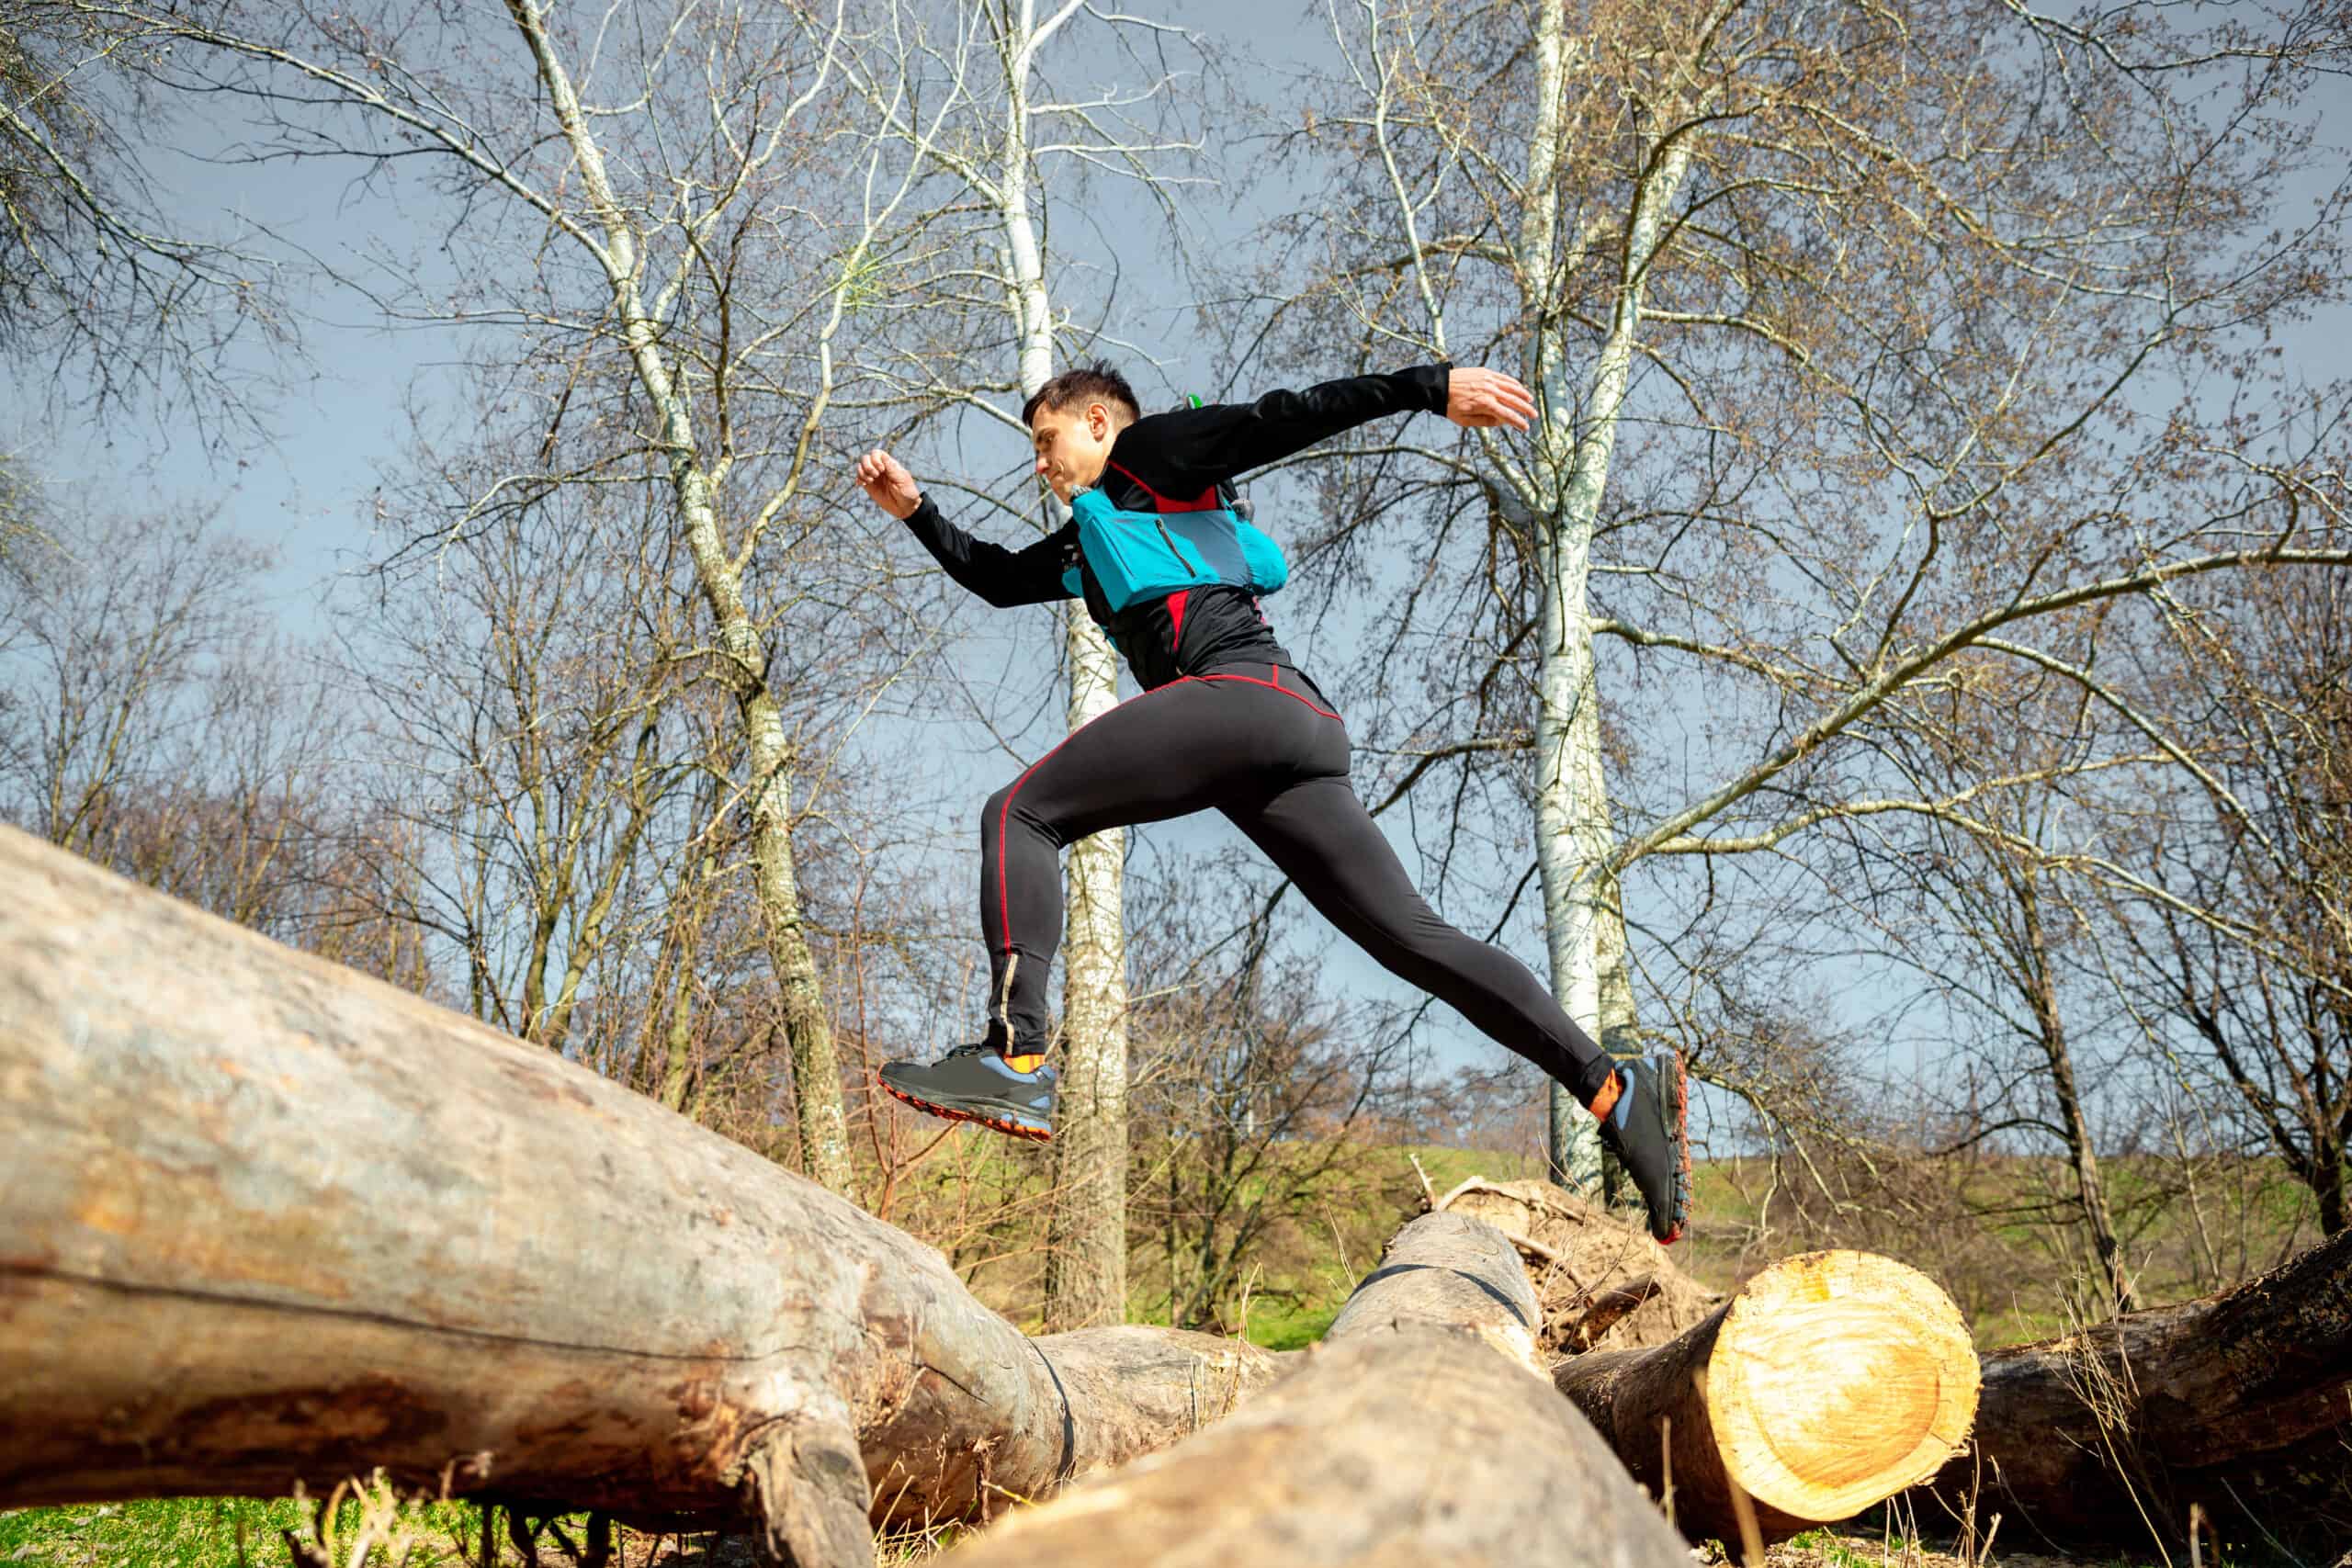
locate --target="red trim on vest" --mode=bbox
[1105,458,1219,513]
[1167,589,1189,652]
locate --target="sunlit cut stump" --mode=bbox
[1552,1249,1978,1546]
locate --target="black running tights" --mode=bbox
[977,661,1612,1100]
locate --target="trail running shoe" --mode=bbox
[877,1042,1056,1143]
[1597,1052,1692,1245]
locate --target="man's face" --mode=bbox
[1029,400,1118,503]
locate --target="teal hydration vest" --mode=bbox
[1061,480,1289,614]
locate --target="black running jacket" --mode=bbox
[901,364,1452,691]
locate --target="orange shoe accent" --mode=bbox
[876,1073,1052,1144]
[1002,1051,1046,1073]
[1587,1071,1623,1122]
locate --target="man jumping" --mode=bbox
[853,361,1691,1244]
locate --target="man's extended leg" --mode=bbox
[1223,774,1692,1243]
[1222,774,1612,1094]
[977,676,1339,1053]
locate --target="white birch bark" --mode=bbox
[503,1,851,1193]
[995,2,1130,1328]
[1514,5,1694,1193]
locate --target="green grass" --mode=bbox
[0,1495,472,1568]
[1786,1526,1879,1568]
[0,1496,728,1568]
[1238,1296,1340,1350]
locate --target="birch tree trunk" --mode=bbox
[1517,4,1697,1190]
[1595,879,1643,1207]
[1048,601,1131,1328]
[989,3,1129,1331]
[503,2,851,1192]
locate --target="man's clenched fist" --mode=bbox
[855,449,922,520]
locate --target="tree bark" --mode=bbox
[1908,1226,2352,1555]
[1426,1176,1721,1352]
[2013,865,2135,1311]
[1554,1250,1978,1549]
[1043,598,1129,1331]
[500,0,851,1195]
[944,1212,1696,1568]
[988,12,1130,1332]
[0,828,1273,1557]
[1510,0,1702,1198]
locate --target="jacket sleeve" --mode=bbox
[1122,364,1452,496]
[901,496,1076,608]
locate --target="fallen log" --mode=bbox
[1554,1249,1977,1548]
[0,827,1277,1563]
[1425,1176,1721,1351]
[939,1211,1696,1568]
[1909,1226,2352,1555]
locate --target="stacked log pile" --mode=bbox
[1420,1174,1720,1351]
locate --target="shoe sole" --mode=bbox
[1656,1050,1691,1247]
[876,1074,1052,1144]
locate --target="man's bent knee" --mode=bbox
[984,774,1067,847]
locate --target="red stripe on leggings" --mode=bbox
[1179,663,1341,720]
[994,663,1340,984]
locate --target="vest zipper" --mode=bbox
[1153,517,1192,570]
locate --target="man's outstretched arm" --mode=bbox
[856,449,1074,609]
[1131,365,1535,494]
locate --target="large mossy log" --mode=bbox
[0,827,1277,1564]
[941,1211,1696,1568]
[1910,1226,2352,1553]
[1555,1249,1978,1548]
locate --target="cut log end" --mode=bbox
[1556,1248,1979,1545]
[1704,1251,1978,1525]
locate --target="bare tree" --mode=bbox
[1122,863,1408,1335]
[342,416,697,1058]
[73,0,1004,1192]
[2114,558,2352,1234]
[0,1,288,428]
[1856,640,2159,1310]
[1253,0,2352,1192]
[842,0,1215,1325]
[0,497,271,854]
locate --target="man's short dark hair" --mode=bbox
[1023,362,1140,428]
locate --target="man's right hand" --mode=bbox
[855,449,922,520]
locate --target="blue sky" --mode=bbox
[7,3,2346,1164]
